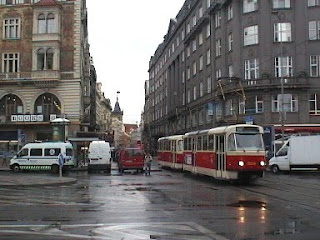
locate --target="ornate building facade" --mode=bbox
[0,0,91,152]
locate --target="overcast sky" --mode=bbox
[86,0,185,124]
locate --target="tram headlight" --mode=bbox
[259,161,266,166]
[238,161,245,167]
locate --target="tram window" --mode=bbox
[228,134,236,151]
[178,140,183,151]
[208,135,214,150]
[197,137,202,150]
[184,138,188,150]
[188,138,192,151]
[203,136,208,151]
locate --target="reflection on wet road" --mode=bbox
[0,167,320,239]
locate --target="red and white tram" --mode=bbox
[157,135,184,170]
[158,124,266,182]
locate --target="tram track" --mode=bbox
[234,177,320,213]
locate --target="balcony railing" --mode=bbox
[0,71,60,87]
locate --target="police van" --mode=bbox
[10,142,75,173]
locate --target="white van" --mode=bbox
[88,141,111,172]
[10,142,75,173]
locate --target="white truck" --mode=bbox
[269,135,320,174]
[88,141,111,173]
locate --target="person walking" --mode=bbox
[2,151,8,166]
[144,152,152,176]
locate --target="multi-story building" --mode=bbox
[144,0,320,151]
[0,0,91,152]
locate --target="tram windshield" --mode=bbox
[228,133,264,151]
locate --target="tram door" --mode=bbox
[171,140,176,168]
[192,137,197,172]
[215,135,226,178]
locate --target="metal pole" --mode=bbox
[279,19,285,144]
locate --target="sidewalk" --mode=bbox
[0,158,77,187]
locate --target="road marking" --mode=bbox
[0,222,229,240]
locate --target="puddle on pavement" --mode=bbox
[227,200,266,209]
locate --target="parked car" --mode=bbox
[118,148,145,173]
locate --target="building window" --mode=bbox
[239,98,245,114]
[199,33,203,46]
[181,30,185,41]
[192,15,197,27]
[243,0,258,13]
[273,94,298,112]
[181,51,185,62]
[199,55,204,71]
[228,33,233,51]
[200,82,204,97]
[256,96,264,113]
[206,24,210,38]
[37,48,54,70]
[207,76,211,93]
[206,49,211,65]
[199,6,203,18]
[273,0,290,9]
[216,69,222,80]
[187,46,191,58]
[228,65,234,77]
[38,13,56,34]
[186,22,190,34]
[193,61,197,76]
[310,93,320,115]
[215,39,221,57]
[309,21,320,40]
[187,67,191,80]
[274,23,292,42]
[244,25,258,46]
[225,99,234,116]
[193,86,197,100]
[227,4,233,20]
[3,18,20,39]
[275,56,293,77]
[2,53,19,73]
[215,11,221,28]
[310,55,320,77]
[192,39,197,52]
[207,0,211,8]
[182,92,185,105]
[182,70,185,83]
[187,89,191,103]
[34,93,61,121]
[245,59,259,80]
[308,0,320,6]
[0,94,23,121]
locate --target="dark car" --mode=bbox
[118,148,145,173]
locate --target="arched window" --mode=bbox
[34,93,61,121]
[38,14,46,33]
[46,48,54,70]
[47,13,55,33]
[0,94,23,121]
[37,48,54,70]
[37,13,56,34]
[37,48,45,70]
